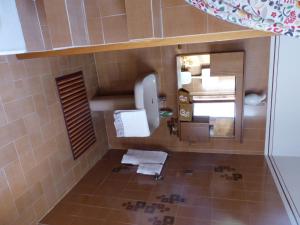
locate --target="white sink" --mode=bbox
[134,73,160,134]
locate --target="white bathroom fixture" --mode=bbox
[90,73,160,136]
[89,95,134,111]
[134,73,160,134]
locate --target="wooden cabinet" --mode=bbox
[180,117,210,142]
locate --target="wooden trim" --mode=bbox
[16,30,273,59]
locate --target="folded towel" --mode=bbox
[137,163,163,175]
[114,110,150,137]
[122,149,168,165]
[121,149,168,175]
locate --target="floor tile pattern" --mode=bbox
[40,150,292,225]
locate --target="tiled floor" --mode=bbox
[40,150,291,225]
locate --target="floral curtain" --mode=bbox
[185,0,300,38]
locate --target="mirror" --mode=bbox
[176,52,244,141]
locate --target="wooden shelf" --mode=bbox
[16,30,273,59]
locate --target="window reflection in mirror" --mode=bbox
[177,54,237,138]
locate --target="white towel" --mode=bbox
[121,149,168,175]
[122,149,168,165]
[137,164,163,175]
[114,110,150,137]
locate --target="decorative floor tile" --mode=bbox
[214,165,243,181]
[40,150,292,225]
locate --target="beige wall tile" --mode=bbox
[35,0,54,50]
[162,0,188,7]
[24,158,51,186]
[33,94,47,111]
[4,160,28,198]
[66,0,89,46]
[48,103,63,121]
[0,82,17,104]
[0,170,8,190]
[0,144,18,168]
[0,56,7,63]
[55,132,70,153]
[41,75,59,105]
[4,97,35,122]
[40,174,58,207]
[99,0,125,16]
[48,57,61,76]
[0,120,27,147]
[15,188,35,214]
[4,97,34,122]
[14,136,32,156]
[33,196,48,220]
[15,0,45,51]
[0,188,18,225]
[84,0,101,18]
[24,58,51,77]
[19,150,37,174]
[55,170,75,197]
[41,121,59,141]
[43,0,73,48]
[102,15,129,43]
[152,0,163,38]
[14,77,43,98]
[28,131,44,149]
[30,181,44,199]
[0,52,107,225]
[163,5,207,37]
[86,18,104,45]
[8,60,28,81]
[0,63,13,83]
[11,206,36,225]
[41,26,53,50]
[35,0,47,26]
[33,139,56,164]
[0,104,7,127]
[48,151,64,179]
[72,163,83,180]
[125,0,154,39]
[37,107,51,128]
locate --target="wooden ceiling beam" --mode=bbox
[16,30,273,59]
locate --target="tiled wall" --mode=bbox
[15,0,247,51]
[95,37,270,155]
[15,0,45,51]
[0,54,108,225]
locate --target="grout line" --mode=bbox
[206,11,209,33]
[64,0,74,46]
[0,98,9,125]
[12,141,31,190]
[81,0,91,44]
[160,0,164,37]
[2,167,21,218]
[92,54,102,90]
[150,0,155,38]
[33,0,46,50]
[99,9,106,44]
[101,13,126,18]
